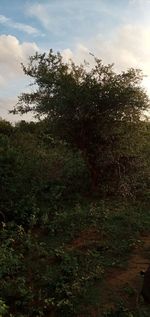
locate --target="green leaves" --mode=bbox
[0,299,8,317]
[10,50,150,196]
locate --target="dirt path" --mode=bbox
[99,235,150,312]
[107,236,150,288]
[78,234,150,317]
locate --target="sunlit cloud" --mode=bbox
[62,24,150,96]
[0,34,39,121]
[0,34,39,86]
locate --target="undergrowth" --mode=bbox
[0,199,150,316]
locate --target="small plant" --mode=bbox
[0,299,8,317]
[123,284,136,296]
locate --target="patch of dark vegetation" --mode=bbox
[0,51,150,316]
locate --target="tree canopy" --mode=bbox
[11,50,150,194]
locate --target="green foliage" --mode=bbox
[0,119,13,136]
[0,53,150,316]
[0,121,89,225]
[0,222,104,316]
[103,306,150,317]
[1,200,150,316]
[11,50,150,195]
[0,299,8,317]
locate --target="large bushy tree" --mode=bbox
[11,50,150,194]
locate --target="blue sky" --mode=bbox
[0,1,126,46]
[0,0,150,121]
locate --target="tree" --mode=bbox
[11,50,150,195]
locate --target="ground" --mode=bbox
[79,234,150,316]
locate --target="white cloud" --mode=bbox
[96,24,150,71]
[27,4,50,30]
[0,97,17,117]
[0,14,40,35]
[62,48,73,61]
[61,24,150,95]
[0,34,39,83]
[0,35,39,120]
[27,3,70,35]
[130,0,150,4]
[26,1,110,36]
[0,96,35,122]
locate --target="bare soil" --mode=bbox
[94,235,150,315]
[79,234,150,316]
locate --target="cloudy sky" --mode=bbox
[1,0,150,121]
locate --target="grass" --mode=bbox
[41,198,150,315]
[1,198,150,316]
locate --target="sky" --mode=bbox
[1,0,150,121]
